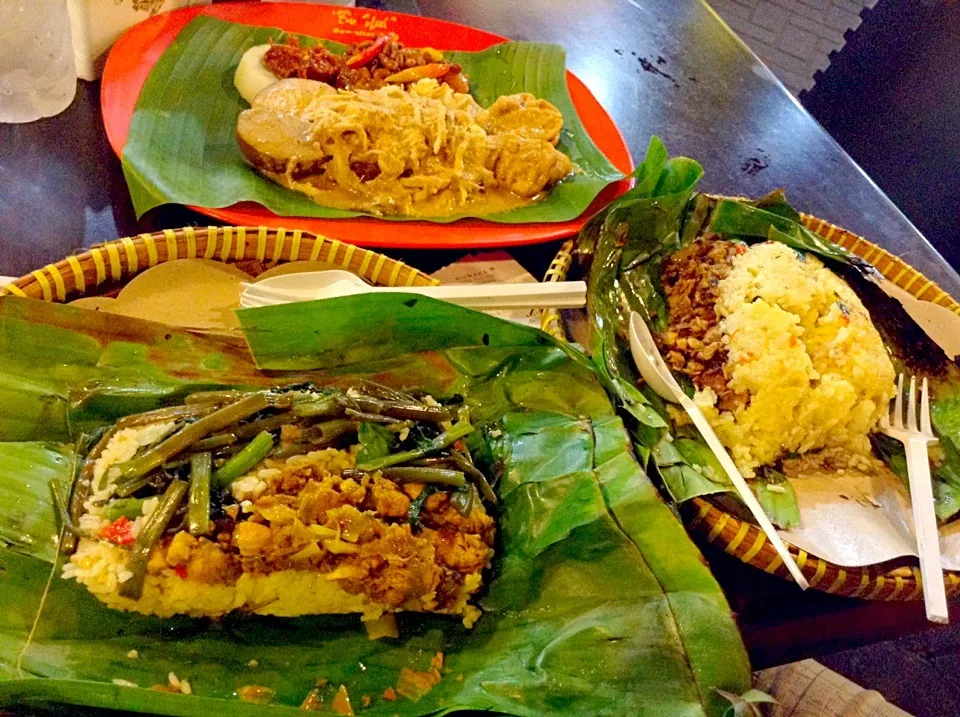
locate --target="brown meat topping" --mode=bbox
[658,237,746,412]
[141,447,493,613]
[149,533,242,584]
[263,40,341,84]
[262,36,468,93]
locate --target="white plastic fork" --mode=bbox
[879,374,948,624]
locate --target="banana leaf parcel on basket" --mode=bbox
[577,135,960,530]
[0,294,749,716]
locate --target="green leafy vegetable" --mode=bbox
[121,16,622,223]
[357,421,474,471]
[110,394,271,486]
[48,477,82,541]
[188,452,212,536]
[381,466,466,487]
[119,479,188,600]
[356,422,395,465]
[407,484,436,529]
[449,484,476,517]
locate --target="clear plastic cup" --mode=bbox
[0,0,77,124]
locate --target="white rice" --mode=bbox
[232,475,268,502]
[61,538,134,588]
[141,496,160,518]
[93,421,176,488]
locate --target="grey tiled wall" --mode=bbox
[708,0,878,95]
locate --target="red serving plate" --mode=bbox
[102,2,634,249]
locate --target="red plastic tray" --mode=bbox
[102,2,634,249]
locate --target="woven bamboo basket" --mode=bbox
[0,226,437,303]
[541,214,960,600]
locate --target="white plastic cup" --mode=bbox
[67,0,213,81]
[0,0,77,123]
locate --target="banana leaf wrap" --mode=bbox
[576,136,960,527]
[121,16,623,223]
[0,295,749,716]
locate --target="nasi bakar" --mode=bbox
[60,384,496,629]
[657,238,897,478]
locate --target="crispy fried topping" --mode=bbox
[659,238,747,411]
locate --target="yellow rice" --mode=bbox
[64,441,488,628]
[693,242,897,476]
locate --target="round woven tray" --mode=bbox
[0,226,437,303]
[541,214,960,600]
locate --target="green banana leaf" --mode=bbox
[577,138,730,506]
[873,394,960,522]
[0,296,749,716]
[575,139,803,526]
[121,16,622,223]
[706,198,872,271]
[578,137,700,463]
[576,139,960,526]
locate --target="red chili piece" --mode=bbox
[174,565,188,579]
[345,34,394,68]
[100,516,136,546]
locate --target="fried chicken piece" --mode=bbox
[294,477,366,523]
[266,518,316,562]
[487,134,573,198]
[165,531,197,567]
[422,493,496,543]
[478,92,564,145]
[326,505,380,543]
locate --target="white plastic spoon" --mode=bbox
[239,270,586,311]
[628,312,810,590]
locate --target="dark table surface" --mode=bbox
[1,0,958,671]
